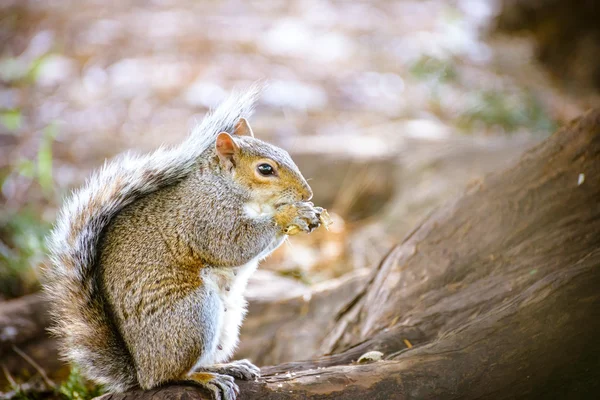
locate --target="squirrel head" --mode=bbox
[214,118,313,206]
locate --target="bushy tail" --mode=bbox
[43,86,260,392]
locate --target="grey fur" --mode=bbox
[43,83,322,399]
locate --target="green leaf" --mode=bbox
[0,109,22,131]
[58,367,104,400]
[16,159,35,178]
[37,123,58,194]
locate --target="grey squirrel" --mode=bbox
[43,86,330,400]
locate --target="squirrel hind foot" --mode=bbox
[194,359,260,381]
[184,372,239,400]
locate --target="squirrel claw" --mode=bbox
[194,359,260,382]
[218,359,261,380]
[187,372,238,400]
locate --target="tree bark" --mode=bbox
[95,110,600,399]
[239,269,370,366]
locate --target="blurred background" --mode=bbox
[1,0,600,393]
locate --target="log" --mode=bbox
[97,109,600,399]
[0,294,67,388]
[0,293,50,355]
[239,269,370,366]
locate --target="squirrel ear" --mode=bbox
[215,132,238,169]
[233,117,254,138]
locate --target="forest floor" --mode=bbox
[1,0,598,303]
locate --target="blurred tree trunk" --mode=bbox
[495,0,600,91]
[97,110,600,400]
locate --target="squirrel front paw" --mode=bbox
[275,202,331,236]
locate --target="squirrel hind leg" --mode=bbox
[184,372,239,400]
[194,359,260,381]
[130,288,222,391]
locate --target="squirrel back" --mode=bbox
[43,87,261,391]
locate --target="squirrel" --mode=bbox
[43,86,329,400]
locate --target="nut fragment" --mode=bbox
[319,209,333,230]
[357,350,384,364]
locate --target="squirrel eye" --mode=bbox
[257,163,275,176]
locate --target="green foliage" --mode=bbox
[0,53,53,85]
[0,209,49,298]
[0,368,103,400]
[410,55,458,83]
[0,122,58,299]
[58,367,104,400]
[0,109,22,131]
[407,54,556,135]
[458,89,556,134]
[0,32,62,298]
[5,123,59,194]
[38,123,59,195]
